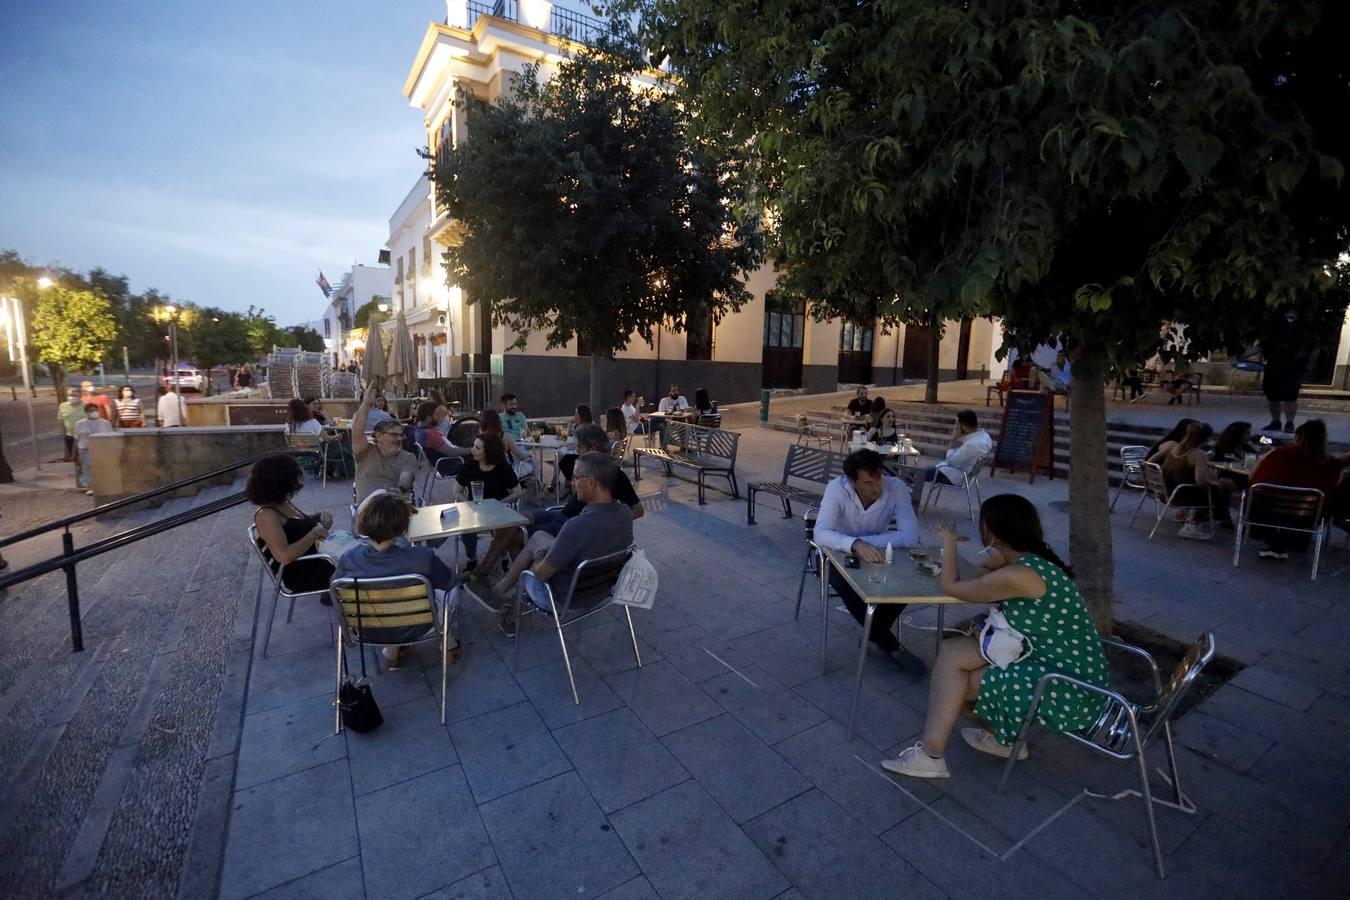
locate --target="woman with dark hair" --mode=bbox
[1248,419,1350,559]
[694,388,712,413]
[1145,417,1197,460]
[604,408,627,446]
[1149,420,1233,536]
[247,454,335,592]
[867,396,888,430]
[286,398,322,435]
[571,404,594,428]
[115,385,144,428]
[881,494,1107,779]
[1211,421,1255,462]
[868,408,900,444]
[454,433,521,574]
[479,408,523,461]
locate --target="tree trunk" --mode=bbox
[588,350,606,422]
[48,363,67,403]
[924,325,940,404]
[0,427,14,483]
[1068,347,1115,632]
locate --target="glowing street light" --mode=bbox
[36,276,54,289]
[1,295,41,470]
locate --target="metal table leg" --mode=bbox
[820,550,829,672]
[847,603,875,740]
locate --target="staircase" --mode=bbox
[0,479,259,898]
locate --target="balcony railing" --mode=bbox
[459,0,610,44]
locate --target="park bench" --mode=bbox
[746,443,840,524]
[632,420,740,504]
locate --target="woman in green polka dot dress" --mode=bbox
[883,494,1108,779]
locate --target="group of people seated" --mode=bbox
[1145,416,1349,556]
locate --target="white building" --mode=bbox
[384,174,459,379]
[322,264,393,368]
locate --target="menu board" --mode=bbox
[991,390,1054,481]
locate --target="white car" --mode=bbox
[162,368,205,392]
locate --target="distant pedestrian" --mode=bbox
[80,381,114,422]
[75,403,113,493]
[57,387,83,461]
[234,365,254,390]
[114,385,144,428]
[157,385,186,427]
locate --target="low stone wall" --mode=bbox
[87,426,290,506]
[184,397,418,427]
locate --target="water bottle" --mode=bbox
[885,542,893,566]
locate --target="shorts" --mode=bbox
[1262,364,1302,403]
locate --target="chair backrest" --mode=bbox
[247,523,283,586]
[557,545,634,615]
[1080,632,1216,755]
[700,425,740,464]
[783,444,837,487]
[449,417,480,449]
[1244,483,1324,529]
[285,432,321,451]
[610,435,630,460]
[803,506,819,542]
[329,574,435,638]
[1119,445,1148,467]
[963,453,991,488]
[1141,461,1168,499]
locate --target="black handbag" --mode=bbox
[337,578,383,733]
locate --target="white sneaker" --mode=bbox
[1177,522,1212,541]
[961,727,1028,760]
[1258,549,1290,560]
[880,743,951,779]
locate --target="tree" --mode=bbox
[431,38,763,413]
[184,308,252,395]
[353,296,388,330]
[242,306,286,358]
[285,326,326,353]
[625,0,1350,627]
[29,285,118,399]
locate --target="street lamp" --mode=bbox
[36,276,54,289]
[159,305,181,391]
[1,295,41,470]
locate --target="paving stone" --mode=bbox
[356,766,497,899]
[1253,649,1350,698]
[610,780,788,900]
[773,720,931,835]
[742,788,942,899]
[1168,815,1320,896]
[420,864,512,899]
[661,714,810,824]
[219,760,358,900]
[701,665,829,745]
[514,655,625,730]
[646,624,751,684]
[479,771,638,899]
[235,695,348,790]
[596,875,660,899]
[880,796,1088,899]
[245,644,339,715]
[1246,738,1350,810]
[345,695,458,796]
[1231,666,1322,711]
[570,617,664,677]
[440,638,528,725]
[792,669,927,750]
[252,855,365,900]
[1173,710,1274,773]
[447,701,571,804]
[554,708,689,814]
[1309,691,1350,728]
[605,660,724,737]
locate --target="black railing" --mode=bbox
[458,0,609,44]
[0,449,319,652]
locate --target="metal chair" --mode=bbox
[248,523,335,658]
[420,452,464,504]
[330,574,454,732]
[285,432,328,487]
[998,632,1216,880]
[1129,462,1215,539]
[1110,445,1150,512]
[794,507,824,623]
[920,453,990,527]
[515,545,637,704]
[1233,483,1327,580]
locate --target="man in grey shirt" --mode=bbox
[502,452,633,636]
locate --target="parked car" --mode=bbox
[162,367,205,392]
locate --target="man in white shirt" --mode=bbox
[905,410,992,508]
[156,386,186,427]
[1035,351,1072,394]
[657,383,689,414]
[621,390,643,434]
[814,449,923,670]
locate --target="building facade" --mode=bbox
[323,264,393,369]
[400,1,1001,414]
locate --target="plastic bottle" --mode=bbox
[885,542,893,566]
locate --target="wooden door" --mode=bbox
[762,297,805,388]
[902,323,932,380]
[955,318,973,379]
[837,321,874,384]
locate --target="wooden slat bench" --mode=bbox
[746,444,840,524]
[632,421,740,504]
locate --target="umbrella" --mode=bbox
[362,323,387,391]
[386,310,418,399]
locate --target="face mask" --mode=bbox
[87,412,100,419]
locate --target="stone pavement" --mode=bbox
[212,420,1350,899]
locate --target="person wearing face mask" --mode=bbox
[352,384,418,504]
[881,494,1107,780]
[813,448,922,671]
[74,403,113,493]
[247,454,335,594]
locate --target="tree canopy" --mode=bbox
[430,38,763,410]
[30,284,118,396]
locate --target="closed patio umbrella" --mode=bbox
[362,324,387,391]
[387,311,418,399]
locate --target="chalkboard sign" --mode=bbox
[227,404,289,426]
[991,390,1054,481]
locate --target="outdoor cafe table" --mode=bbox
[864,440,920,471]
[518,435,575,499]
[406,498,529,545]
[818,546,971,739]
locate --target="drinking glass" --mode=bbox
[471,480,485,502]
[868,564,888,584]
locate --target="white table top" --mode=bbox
[406,499,529,543]
[519,436,573,449]
[820,546,971,605]
[863,441,919,457]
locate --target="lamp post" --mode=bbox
[2,294,41,470]
[160,305,180,391]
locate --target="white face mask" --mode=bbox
[87,411,100,419]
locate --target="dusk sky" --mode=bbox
[0,1,454,326]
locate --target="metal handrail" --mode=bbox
[0,449,319,652]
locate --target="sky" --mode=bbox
[0,1,449,326]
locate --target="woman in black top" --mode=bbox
[694,388,712,413]
[247,454,335,593]
[868,408,900,444]
[455,433,521,571]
